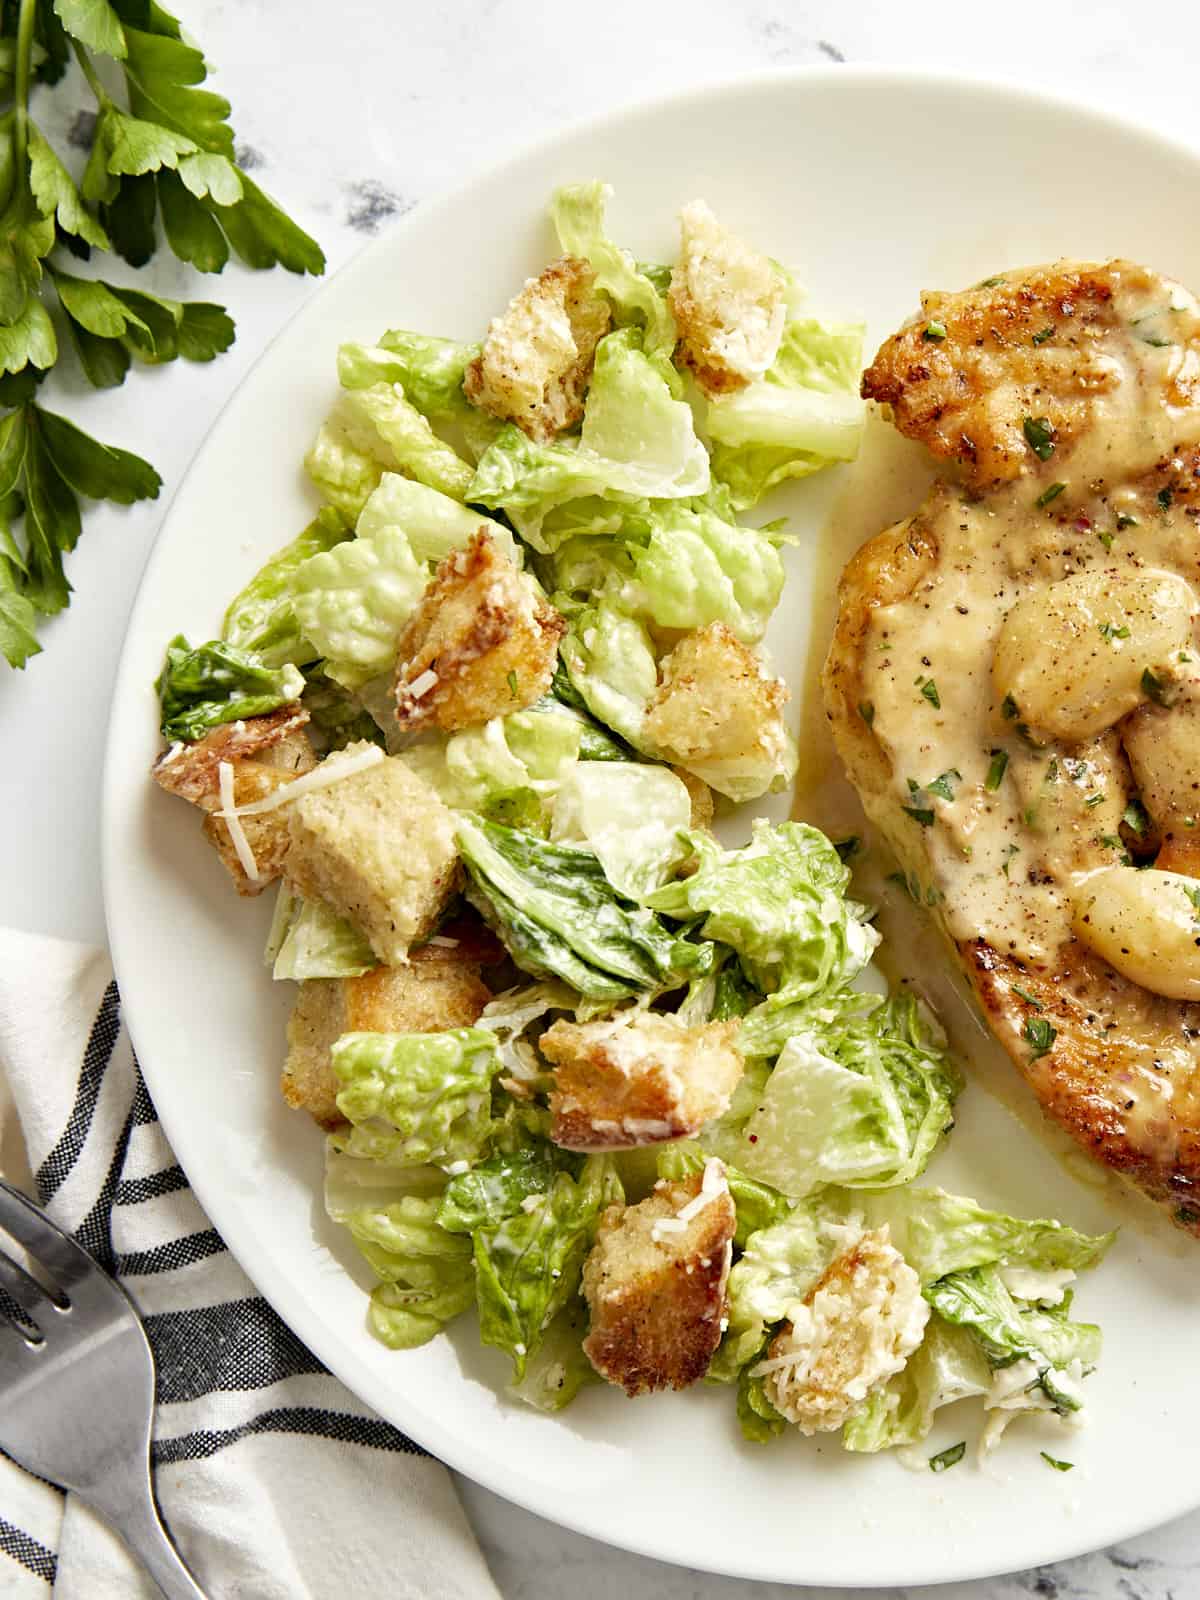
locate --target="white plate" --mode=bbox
[102,68,1200,1587]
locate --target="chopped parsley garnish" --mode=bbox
[1045,757,1059,784]
[507,669,519,698]
[1142,667,1172,706]
[1122,799,1150,836]
[1085,793,1104,809]
[926,768,962,801]
[1023,415,1056,460]
[903,805,936,828]
[1001,693,1019,720]
[1140,333,1173,348]
[985,749,1008,791]
[1062,757,1088,781]
[858,700,876,727]
[1157,487,1174,511]
[886,870,920,903]
[921,680,941,709]
[1031,326,1056,346]
[1099,833,1133,865]
[1116,513,1138,530]
[1097,528,1115,552]
[923,321,947,341]
[926,884,943,906]
[1001,842,1020,878]
[1036,482,1066,508]
[980,275,1005,288]
[1098,622,1130,642]
[1041,1453,1075,1472]
[1183,884,1200,923]
[1012,984,1043,1010]
[930,1442,966,1472]
[1024,1016,1057,1060]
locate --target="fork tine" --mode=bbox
[0,1180,95,1294]
[0,1244,62,1328]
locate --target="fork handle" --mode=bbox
[87,1468,209,1600]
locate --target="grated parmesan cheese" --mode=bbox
[217,761,259,883]
[428,935,460,948]
[405,668,439,700]
[674,1158,727,1224]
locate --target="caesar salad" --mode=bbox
[149,182,1113,1464]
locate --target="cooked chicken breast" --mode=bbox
[825,260,1200,1234]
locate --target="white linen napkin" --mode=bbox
[0,927,501,1600]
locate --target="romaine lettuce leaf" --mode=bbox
[550,181,677,363]
[626,501,784,644]
[323,1158,474,1349]
[733,996,961,1197]
[842,1315,991,1453]
[339,332,479,419]
[221,507,349,667]
[332,1028,503,1167]
[155,634,304,742]
[507,1298,597,1412]
[708,319,867,510]
[924,1268,1101,1414]
[550,762,692,899]
[861,1188,1116,1285]
[335,383,474,501]
[265,886,376,980]
[355,471,519,567]
[304,418,384,519]
[646,820,879,1004]
[438,1146,575,1234]
[457,813,714,999]
[559,603,658,747]
[403,707,581,823]
[474,979,578,1089]
[300,665,386,753]
[291,521,427,688]
[737,1345,789,1442]
[466,330,707,549]
[471,1155,620,1380]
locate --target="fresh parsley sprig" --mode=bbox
[0,0,325,668]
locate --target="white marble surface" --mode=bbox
[3,1,1200,1594]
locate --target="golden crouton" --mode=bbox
[644,622,789,779]
[283,955,493,1127]
[758,1228,929,1435]
[668,201,784,397]
[153,712,315,896]
[581,1162,736,1396]
[540,1012,743,1152]
[152,705,311,806]
[393,531,564,732]
[464,255,611,441]
[285,745,460,965]
[671,765,715,830]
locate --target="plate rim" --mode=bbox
[101,63,1200,1587]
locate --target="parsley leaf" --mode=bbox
[1036,481,1066,508]
[985,749,1008,791]
[1040,1453,1074,1472]
[1122,798,1150,837]
[1098,621,1130,642]
[1022,415,1055,459]
[920,679,941,709]
[1023,1016,1057,1060]
[925,768,961,801]
[929,1442,966,1472]
[1142,667,1173,706]
[903,805,936,828]
[858,700,875,727]
[53,0,128,59]
[1011,984,1043,1010]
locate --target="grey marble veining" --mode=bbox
[3,1,1200,1594]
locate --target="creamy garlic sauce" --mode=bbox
[852,268,1200,1160]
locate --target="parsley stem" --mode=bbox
[71,39,111,108]
[12,0,37,182]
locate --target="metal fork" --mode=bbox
[0,1179,208,1599]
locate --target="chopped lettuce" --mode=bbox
[438,1146,574,1234]
[323,1157,474,1349]
[625,501,784,644]
[403,707,581,823]
[550,181,677,363]
[467,330,707,549]
[655,1142,791,1248]
[331,1029,503,1167]
[647,820,879,1004]
[300,665,386,753]
[304,418,384,519]
[221,507,349,667]
[474,980,578,1088]
[737,1344,789,1442]
[291,521,426,688]
[457,813,714,999]
[550,762,692,899]
[559,603,658,747]
[265,886,376,980]
[732,996,961,1198]
[155,634,303,742]
[355,471,519,567]
[507,1299,597,1412]
[842,1315,991,1453]
[338,333,479,419]
[468,1155,620,1380]
[924,1268,1100,1416]
[336,384,473,500]
[708,319,867,510]
[862,1188,1116,1285]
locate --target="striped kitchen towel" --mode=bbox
[0,928,500,1600]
